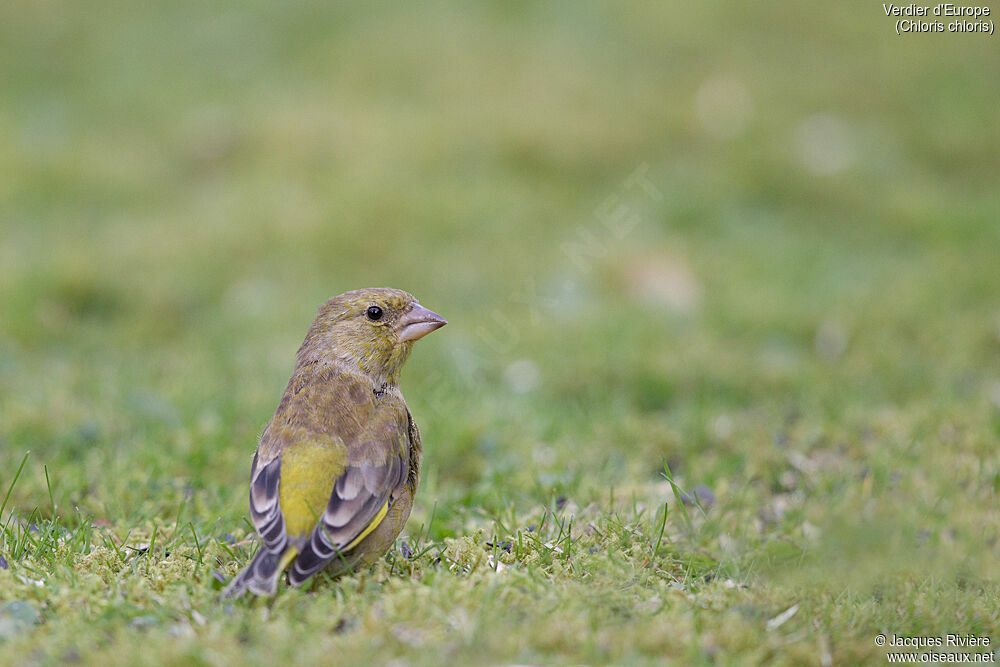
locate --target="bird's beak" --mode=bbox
[397,303,447,342]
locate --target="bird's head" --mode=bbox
[299,287,446,388]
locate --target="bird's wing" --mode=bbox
[249,451,287,554]
[287,405,410,584]
[220,450,290,597]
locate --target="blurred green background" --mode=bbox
[1,1,999,663]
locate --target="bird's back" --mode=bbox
[259,361,414,544]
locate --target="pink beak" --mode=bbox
[397,303,447,342]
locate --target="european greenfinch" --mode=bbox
[224,288,446,597]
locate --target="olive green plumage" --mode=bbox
[224,287,446,597]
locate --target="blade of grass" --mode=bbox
[103,532,127,565]
[44,465,56,520]
[651,501,669,560]
[1,451,30,523]
[146,522,159,575]
[189,523,203,564]
[662,460,693,533]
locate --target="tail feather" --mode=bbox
[222,547,298,598]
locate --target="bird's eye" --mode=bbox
[366,305,384,321]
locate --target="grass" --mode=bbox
[1,1,999,664]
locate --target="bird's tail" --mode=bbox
[222,546,299,598]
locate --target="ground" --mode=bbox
[1,2,999,665]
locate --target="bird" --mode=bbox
[223,287,446,597]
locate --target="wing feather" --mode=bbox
[249,452,287,554]
[288,432,409,585]
[222,452,287,597]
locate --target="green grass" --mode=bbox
[2,1,999,664]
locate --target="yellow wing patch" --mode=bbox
[344,499,389,551]
[277,546,300,573]
[278,437,347,538]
